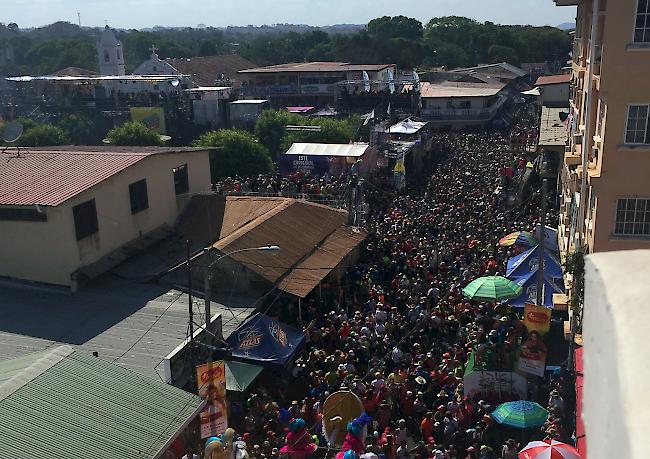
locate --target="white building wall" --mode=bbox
[0,150,212,287]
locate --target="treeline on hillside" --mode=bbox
[0,16,571,75]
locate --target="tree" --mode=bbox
[106,121,163,146]
[57,113,108,145]
[487,45,520,65]
[19,123,70,146]
[254,109,304,159]
[193,129,273,179]
[279,118,358,152]
[368,16,424,41]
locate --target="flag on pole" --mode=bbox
[363,109,375,126]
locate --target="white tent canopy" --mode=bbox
[285,143,370,157]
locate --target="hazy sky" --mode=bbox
[6,0,575,29]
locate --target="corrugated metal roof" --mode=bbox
[179,196,365,298]
[0,277,255,378]
[278,225,367,298]
[0,346,203,459]
[166,54,256,87]
[239,62,393,74]
[420,82,503,98]
[285,143,369,157]
[215,198,348,285]
[539,106,569,147]
[535,74,571,86]
[0,148,206,207]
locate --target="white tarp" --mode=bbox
[285,143,369,157]
[387,118,428,135]
[522,87,541,96]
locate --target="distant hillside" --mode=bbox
[0,17,572,77]
[556,22,575,30]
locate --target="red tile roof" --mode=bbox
[535,74,572,86]
[166,54,257,86]
[239,62,394,74]
[0,147,204,207]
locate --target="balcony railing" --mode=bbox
[422,96,506,121]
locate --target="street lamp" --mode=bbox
[202,245,281,320]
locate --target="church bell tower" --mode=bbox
[97,25,126,76]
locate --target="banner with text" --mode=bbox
[196,361,228,438]
[523,303,552,335]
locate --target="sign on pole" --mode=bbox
[196,361,228,438]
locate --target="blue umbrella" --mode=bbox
[507,269,565,308]
[506,245,563,279]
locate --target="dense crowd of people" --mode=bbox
[213,173,349,201]
[219,112,569,459]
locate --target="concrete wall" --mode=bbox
[540,83,570,106]
[0,150,212,287]
[583,250,650,459]
[589,0,650,252]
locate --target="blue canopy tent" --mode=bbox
[535,224,559,252]
[507,269,565,308]
[226,313,305,369]
[506,245,563,279]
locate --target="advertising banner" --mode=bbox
[196,361,228,438]
[523,303,552,335]
[518,330,548,377]
[130,107,166,134]
[463,370,527,399]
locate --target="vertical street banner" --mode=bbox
[196,361,228,438]
[523,303,552,335]
[130,107,166,134]
[518,332,548,378]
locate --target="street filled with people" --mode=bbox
[224,115,570,459]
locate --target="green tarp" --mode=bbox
[225,360,263,392]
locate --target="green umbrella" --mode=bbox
[491,401,549,429]
[462,276,523,301]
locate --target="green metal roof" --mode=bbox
[0,346,204,459]
[225,360,263,392]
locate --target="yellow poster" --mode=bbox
[523,303,552,335]
[130,107,166,134]
[196,361,228,438]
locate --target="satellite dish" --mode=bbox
[170,79,180,87]
[362,70,371,93]
[387,68,396,94]
[2,122,24,144]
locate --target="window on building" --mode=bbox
[129,179,149,214]
[635,0,650,43]
[596,98,606,136]
[72,199,99,241]
[173,164,189,195]
[625,104,650,144]
[615,198,650,236]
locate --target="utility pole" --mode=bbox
[537,179,547,306]
[204,248,212,322]
[186,240,194,340]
